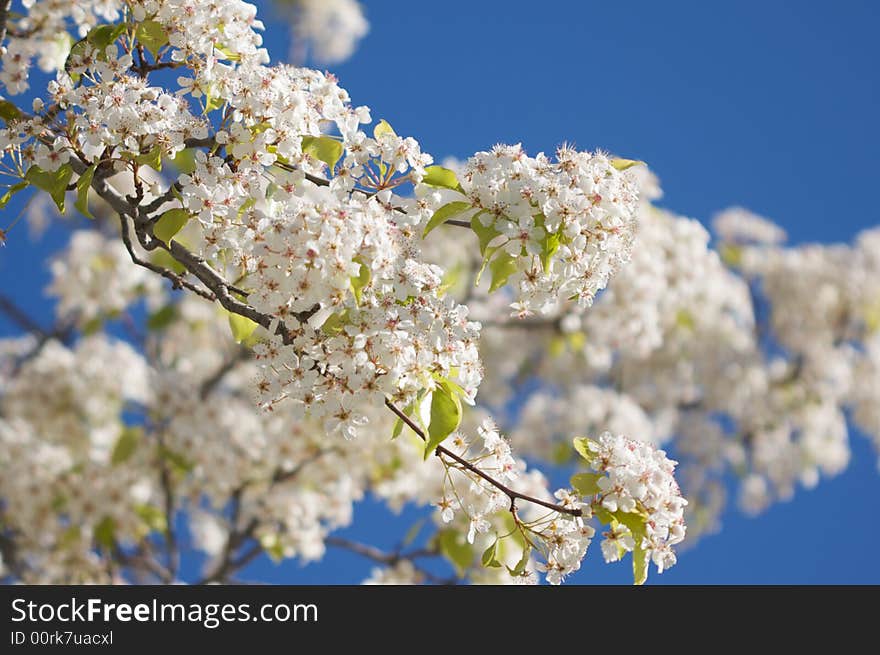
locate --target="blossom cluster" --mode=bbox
[582,433,687,575]
[445,144,640,315]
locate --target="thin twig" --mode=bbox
[325,536,453,584]
[384,399,582,517]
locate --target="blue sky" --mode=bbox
[2,0,880,584]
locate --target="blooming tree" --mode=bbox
[0,1,877,585]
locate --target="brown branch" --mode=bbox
[0,294,48,338]
[196,449,331,584]
[0,0,12,49]
[199,347,250,399]
[325,536,452,584]
[77,151,581,535]
[117,212,216,301]
[384,399,582,517]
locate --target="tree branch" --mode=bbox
[0,0,12,50]
[383,399,582,517]
[326,536,453,584]
[0,294,48,338]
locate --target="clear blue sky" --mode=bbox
[2,0,879,584]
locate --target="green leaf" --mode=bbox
[153,208,190,244]
[228,312,258,344]
[111,426,141,465]
[423,200,471,238]
[573,437,598,464]
[134,504,167,533]
[64,38,89,77]
[158,446,193,475]
[719,243,743,267]
[391,400,415,440]
[87,23,127,50]
[171,148,198,174]
[570,472,604,497]
[373,119,396,139]
[632,539,649,586]
[0,181,28,209]
[259,533,286,563]
[93,516,116,550]
[470,212,501,256]
[424,379,462,459]
[134,145,162,171]
[611,158,645,172]
[301,135,343,172]
[422,165,462,192]
[488,252,518,293]
[26,164,73,213]
[320,309,349,336]
[402,519,425,547]
[610,510,650,585]
[203,91,225,114]
[509,544,531,576]
[59,525,81,549]
[151,249,186,275]
[437,529,472,576]
[134,19,168,58]
[481,539,502,568]
[675,309,695,330]
[0,100,21,123]
[593,505,614,526]
[214,44,241,62]
[350,258,371,306]
[147,304,177,331]
[74,163,97,218]
[81,316,103,336]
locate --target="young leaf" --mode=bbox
[135,20,168,58]
[470,212,501,256]
[151,249,186,275]
[320,309,349,336]
[147,304,177,331]
[153,208,190,244]
[488,252,518,292]
[570,472,604,497]
[422,165,462,192]
[134,504,167,533]
[259,533,286,563]
[0,181,28,209]
[611,158,645,171]
[402,519,426,547]
[632,539,649,586]
[75,163,97,219]
[509,544,532,576]
[424,380,462,459]
[228,312,258,344]
[481,539,501,568]
[111,427,141,465]
[573,437,597,464]
[423,201,471,238]
[87,23,127,50]
[301,135,344,172]
[93,516,116,549]
[134,145,162,171]
[373,119,396,139]
[539,226,561,272]
[350,258,371,305]
[438,529,472,576]
[171,148,198,174]
[0,100,21,123]
[26,164,73,213]
[157,445,193,475]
